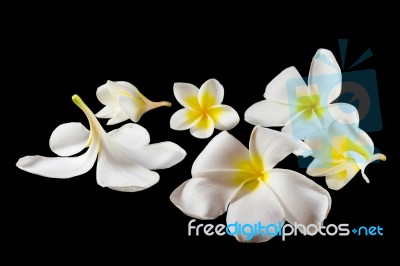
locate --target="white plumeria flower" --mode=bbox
[245,49,359,139]
[170,79,240,139]
[170,126,331,243]
[96,80,172,125]
[17,95,186,192]
[305,120,386,190]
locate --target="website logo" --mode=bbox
[188,219,383,241]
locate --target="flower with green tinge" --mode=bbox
[16,95,186,192]
[170,79,240,139]
[245,49,359,139]
[170,126,331,243]
[96,80,172,125]
[305,120,386,190]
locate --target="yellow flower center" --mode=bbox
[185,92,223,128]
[234,154,268,191]
[296,95,325,119]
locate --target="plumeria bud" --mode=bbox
[96,80,171,125]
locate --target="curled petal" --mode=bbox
[95,106,119,119]
[114,81,140,95]
[97,80,171,124]
[347,151,386,184]
[96,80,119,106]
[118,94,147,123]
[106,109,130,125]
[250,126,311,170]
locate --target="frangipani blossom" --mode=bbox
[96,80,172,125]
[170,126,331,243]
[170,79,239,139]
[305,120,386,190]
[17,95,186,192]
[245,49,359,139]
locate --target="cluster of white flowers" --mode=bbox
[17,48,385,243]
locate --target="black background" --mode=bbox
[4,11,395,261]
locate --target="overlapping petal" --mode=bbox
[17,95,186,192]
[96,80,171,125]
[16,138,99,179]
[305,120,386,189]
[170,79,239,139]
[249,126,311,170]
[171,128,331,243]
[244,99,290,127]
[267,169,331,232]
[245,49,360,141]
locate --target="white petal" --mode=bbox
[208,104,239,130]
[267,169,331,232]
[96,137,159,191]
[226,181,285,243]
[170,176,242,220]
[308,49,341,104]
[16,137,99,179]
[199,78,224,109]
[327,120,372,154]
[282,109,325,140]
[121,141,186,170]
[189,115,215,139]
[347,151,386,184]
[96,80,119,106]
[250,126,311,170]
[49,122,90,156]
[192,131,250,175]
[173,82,201,110]
[304,125,347,163]
[264,66,306,104]
[108,123,150,148]
[244,99,290,127]
[305,120,373,164]
[108,186,151,192]
[114,81,140,95]
[170,108,202,131]
[118,94,145,123]
[106,109,130,125]
[325,163,360,190]
[95,106,119,119]
[323,103,359,128]
[306,158,347,177]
